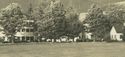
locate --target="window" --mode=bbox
[30,37,34,42]
[22,29,25,32]
[120,35,123,39]
[86,35,88,39]
[26,29,30,32]
[22,37,25,41]
[15,37,19,39]
[29,22,33,25]
[30,29,34,32]
[112,35,113,38]
[27,22,29,25]
[17,37,20,40]
[26,37,30,40]
[115,35,117,38]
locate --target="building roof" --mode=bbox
[16,27,34,29]
[15,32,34,37]
[79,13,87,22]
[0,31,5,37]
[113,24,124,33]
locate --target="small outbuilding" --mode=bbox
[110,24,124,41]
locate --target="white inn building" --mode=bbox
[14,19,35,42]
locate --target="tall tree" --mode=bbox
[107,8,125,26]
[44,0,66,39]
[0,3,24,43]
[33,0,49,38]
[84,4,109,41]
[65,7,84,38]
[34,0,66,39]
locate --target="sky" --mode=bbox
[0,0,124,13]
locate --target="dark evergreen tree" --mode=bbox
[65,7,84,38]
[84,4,109,41]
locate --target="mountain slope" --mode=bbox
[115,1,125,6]
[103,1,125,11]
[0,0,124,12]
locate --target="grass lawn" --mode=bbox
[0,42,125,57]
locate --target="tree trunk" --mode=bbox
[11,35,15,43]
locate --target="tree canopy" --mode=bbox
[84,4,110,40]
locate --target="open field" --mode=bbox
[0,42,125,57]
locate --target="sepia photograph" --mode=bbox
[0,0,125,57]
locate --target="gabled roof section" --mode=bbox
[79,13,87,22]
[113,24,124,33]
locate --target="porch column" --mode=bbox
[25,36,26,42]
[20,37,22,41]
[33,36,35,42]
